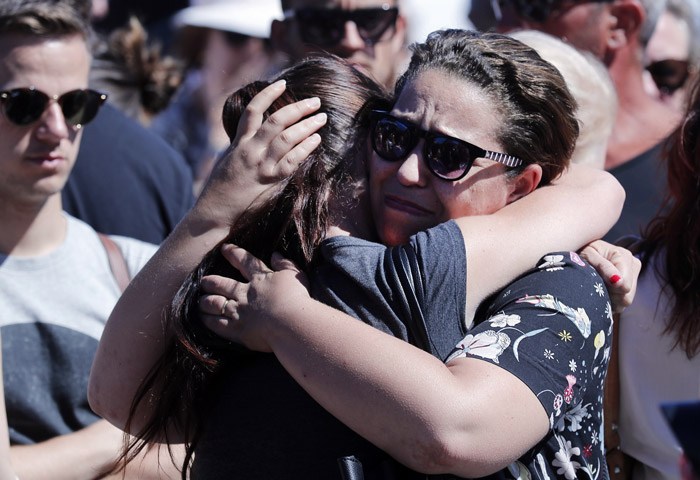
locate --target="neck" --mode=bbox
[326,180,377,242]
[605,45,680,169]
[0,193,68,257]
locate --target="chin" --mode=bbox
[379,227,412,247]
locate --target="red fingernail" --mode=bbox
[610,275,621,284]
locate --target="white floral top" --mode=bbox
[447,252,613,480]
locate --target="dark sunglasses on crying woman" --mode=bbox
[283,3,399,47]
[369,110,524,181]
[0,87,107,127]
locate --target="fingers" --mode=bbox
[200,274,241,296]
[235,79,287,141]
[580,240,642,313]
[220,244,271,278]
[199,293,233,318]
[270,251,302,273]
[579,245,622,287]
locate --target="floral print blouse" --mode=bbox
[447,252,613,480]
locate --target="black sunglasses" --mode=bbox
[284,5,398,47]
[499,0,613,23]
[0,87,107,127]
[647,59,692,96]
[370,110,524,181]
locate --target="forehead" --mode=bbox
[284,0,396,9]
[0,33,90,90]
[646,12,691,61]
[393,69,504,148]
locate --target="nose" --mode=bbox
[336,20,368,52]
[34,102,70,141]
[395,141,429,187]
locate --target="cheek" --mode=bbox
[441,176,511,219]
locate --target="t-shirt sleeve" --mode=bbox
[446,251,613,423]
[313,221,467,362]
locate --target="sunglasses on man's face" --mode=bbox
[647,59,692,96]
[499,0,613,23]
[369,110,524,181]
[0,87,107,127]
[284,4,398,47]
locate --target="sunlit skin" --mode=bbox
[275,0,406,88]
[0,34,89,208]
[369,68,526,246]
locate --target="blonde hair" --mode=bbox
[510,29,617,168]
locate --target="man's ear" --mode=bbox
[607,0,644,50]
[507,163,543,204]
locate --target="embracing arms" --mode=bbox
[457,163,625,321]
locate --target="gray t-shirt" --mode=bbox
[192,221,467,480]
[0,214,157,444]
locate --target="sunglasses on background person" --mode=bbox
[646,59,693,96]
[0,87,107,127]
[283,4,399,47]
[370,110,524,181]
[498,0,614,23]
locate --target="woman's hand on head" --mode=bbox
[198,244,312,352]
[195,80,328,225]
[579,240,641,313]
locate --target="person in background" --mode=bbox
[614,74,700,480]
[497,0,678,243]
[644,0,700,119]
[59,0,194,244]
[89,16,184,126]
[510,29,617,169]
[150,0,283,192]
[90,0,188,52]
[0,1,182,477]
[271,0,407,89]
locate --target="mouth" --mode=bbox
[384,194,433,216]
[26,152,67,168]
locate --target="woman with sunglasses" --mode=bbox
[90,34,630,479]
[610,73,700,480]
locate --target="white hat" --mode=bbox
[174,0,283,39]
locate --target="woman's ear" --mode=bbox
[507,163,543,204]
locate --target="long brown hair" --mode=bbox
[639,77,700,359]
[116,54,390,476]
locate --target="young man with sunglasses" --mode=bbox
[0,1,182,478]
[271,0,407,88]
[497,0,680,243]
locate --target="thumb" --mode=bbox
[270,251,301,272]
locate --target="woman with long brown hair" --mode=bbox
[616,75,700,480]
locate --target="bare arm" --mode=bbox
[458,163,624,321]
[200,247,548,477]
[88,80,327,437]
[9,420,183,480]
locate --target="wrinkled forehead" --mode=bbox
[282,0,398,10]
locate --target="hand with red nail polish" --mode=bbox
[579,239,641,313]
